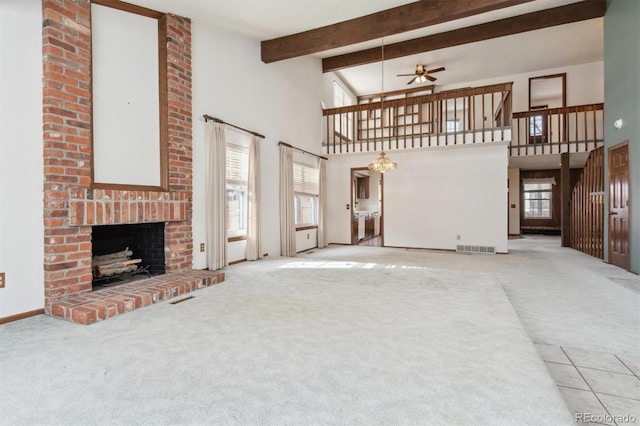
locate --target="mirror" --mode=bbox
[528,73,566,144]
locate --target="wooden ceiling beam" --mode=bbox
[261,0,536,63]
[322,0,606,73]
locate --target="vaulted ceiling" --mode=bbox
[125,0,605,95]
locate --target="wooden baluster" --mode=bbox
[472,95,476,143]
[327,114,336,154]
[526,116,530,155]
[567,109,580,151]
[392,105,396,150]
[338,111,343,154]
[551,110,556,154]
[428,100,432,147]
[500,93,504,142]
[583,107,588,153]
[452,96,457,145]
[587,152,592,255]
[592,106,597,150]
[418,102,423,148]
[491,93,495,142]
[404,98,408,149]
[549,110,562,154]
[325,114,329,155]
[578,175,583,251]
[436,99,441,146]
[482,93,486,144]
[351,110,356,152]
[375,102,379,153]
[572,175,577,250]
[462,96,466,144]
[359,110,363,152]
[598,148,603,258]
[571,176,580,249]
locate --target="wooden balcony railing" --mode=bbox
[511,103,604,156]
[323,83,513,154]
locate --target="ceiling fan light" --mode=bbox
[368,152,397,173]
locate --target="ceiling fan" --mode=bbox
[397,64,446,85]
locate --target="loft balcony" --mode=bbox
[322,83,603,157]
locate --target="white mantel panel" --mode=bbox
[92,4,160,186]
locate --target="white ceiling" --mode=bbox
[126,0,603,96]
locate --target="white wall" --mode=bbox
[322,72,357,108]
[191,21,324,267]
[508,168,521,234]
[604,0,640,273]
[440,61,604,113]
[296,229,318,253]
[0,0,44,317]
[327,143,509,253]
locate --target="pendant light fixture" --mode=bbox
[367,151,397,173]
[368,37,398,173]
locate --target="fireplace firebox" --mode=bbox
[92,223,165,288]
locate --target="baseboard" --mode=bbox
[297,247,318,254]
[0,308,44,325]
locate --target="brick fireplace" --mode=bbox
[42,0,223,324]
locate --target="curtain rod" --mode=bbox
[202,115,265,139]
[278,141,328,160]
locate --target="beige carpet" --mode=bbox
[7,235,636,425]
[0,239,580,425]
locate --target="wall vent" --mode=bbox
[456,245,496,254]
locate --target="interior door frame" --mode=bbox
[607,140,630,270]
[350,167,384,246]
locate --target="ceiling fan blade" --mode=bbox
[425,75,437,82]
[397,73,416,77]
[407,76,418,85]
[426,66,446,74]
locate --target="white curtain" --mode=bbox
[279,145,296,257]
[246,135,262,260]
[317,158,328,248]
[205,121,227,270]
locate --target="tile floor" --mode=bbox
[536,343,640,425]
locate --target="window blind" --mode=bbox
[226,143,248,185]
[293,163,319,196]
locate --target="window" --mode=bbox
[446,120,460,133]
[529,115,544,136]
[528,106,548,144]
[523,182,552,219]
[226,143,249,238]
[333,81,353,141]
[293,163,319,227]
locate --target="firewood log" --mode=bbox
[92,248,133,263]
[94,264,138,278]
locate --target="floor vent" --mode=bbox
[170,296,194,305]
[456,245,496,254]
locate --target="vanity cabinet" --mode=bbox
[364,215,375,238]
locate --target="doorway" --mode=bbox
[608,141,630,270]
[350,167,383,246]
